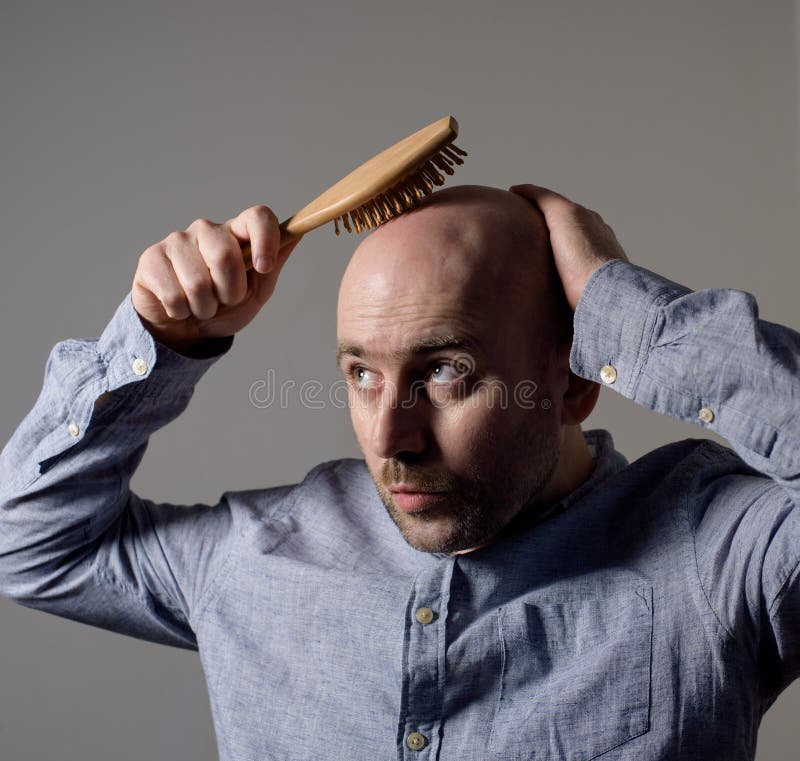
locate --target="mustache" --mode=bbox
[380,460,458,492]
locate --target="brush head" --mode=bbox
[284,115,467,239]
[332,142,467,235]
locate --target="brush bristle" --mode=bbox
[333,142,467,235]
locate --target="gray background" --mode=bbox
[1,0,798,758]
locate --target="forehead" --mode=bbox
[337,260,494,363]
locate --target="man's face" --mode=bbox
[336,188,566,554]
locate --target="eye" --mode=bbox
[427,359,470,385]
[349,365,381,389]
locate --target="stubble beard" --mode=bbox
[369,431,560,554]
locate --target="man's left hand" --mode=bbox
[510,184,628,311]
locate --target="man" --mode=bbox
[0,184,798,760]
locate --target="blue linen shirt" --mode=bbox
[1,260,800,760]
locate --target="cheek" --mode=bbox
[349,405,371,449]
[440,396,550,460]
[432,404,508,462]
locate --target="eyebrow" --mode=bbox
[336,335,478,368]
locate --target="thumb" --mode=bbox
[247,237,302,306]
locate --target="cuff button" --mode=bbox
[599,364,618,385]
[67,422,80,437]
[698,406,715,424]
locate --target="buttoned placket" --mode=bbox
[398,557,455,760]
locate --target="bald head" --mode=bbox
[360,183,546,257]
[338,185,569,360]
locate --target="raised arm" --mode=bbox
[511,183,800,496]
[0,205,298,648]
[513,183,800,692]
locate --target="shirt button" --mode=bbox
[415,607,435,625]
[698,406,715,424]
[67,422,80,437]
[132,357,149,376]
[599,364,618,385]
[406,732,428,751]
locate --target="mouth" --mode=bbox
[388,485,448,513]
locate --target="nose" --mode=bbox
[369,389,428,460]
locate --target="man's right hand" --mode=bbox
[132,205,299,354]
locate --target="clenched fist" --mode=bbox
[132,205,299,354]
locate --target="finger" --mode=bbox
[163,231,218,320]
[189,219,248,307]
[509,183,574,220]
[226,205,281,274]
[134,246,191,320]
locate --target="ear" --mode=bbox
[551,341,600,426]
[561,372,601,426]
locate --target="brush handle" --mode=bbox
[236,117,462,271]
[240,218,303,271]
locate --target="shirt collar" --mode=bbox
[560,428,628,511]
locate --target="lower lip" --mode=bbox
[391,492,445,512]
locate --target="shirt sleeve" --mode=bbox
[570,259,800,694]
[0,292,236,650]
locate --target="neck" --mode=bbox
[450,426,595,555]
[538,424,595,505]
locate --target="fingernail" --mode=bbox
[255,256,269,272]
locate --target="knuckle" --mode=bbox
[218,289,245,308]
[162,291,187,314]
[138,245,160,267]
[182,271,212,296]
[194,296,218,318]
[205,241,241,268]
[248,204,277,224]
[188,217,215,231]
[164,230,190,247]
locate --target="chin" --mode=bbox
[391,507,496,555]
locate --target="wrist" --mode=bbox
[156,335,234,359]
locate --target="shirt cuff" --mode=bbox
[569,259,690,395]
[42,293,232,458]
[95,291,233,393]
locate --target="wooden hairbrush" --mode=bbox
[242,115,466,268]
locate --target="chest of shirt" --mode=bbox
[194,541,757,761]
